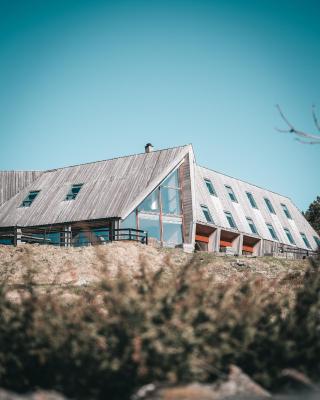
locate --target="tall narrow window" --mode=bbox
[264,198,276,214]
[300,233,311,249]
[284,228,295,245]
[281,204,292,219]
[20,191,40,207]
[201,205,214,223]
[204,178,217,196]
[225,185,238,202]
[224,211,237,229]
[266,223,278,240]
[313,236,320,248]
[246,217,258,234]
[65,184,83,200]
[246,192,258,209]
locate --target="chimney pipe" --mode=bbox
[145,143,154,153]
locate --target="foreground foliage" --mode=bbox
[0,253,319,399]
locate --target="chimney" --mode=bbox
[145,143,154,153]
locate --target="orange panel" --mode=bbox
[242,245,254,253]
[220,240,233,247]
[196,234,209,243]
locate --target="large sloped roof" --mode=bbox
[0,145,191,228]
[0,171,43,207]
[195,165,319,251]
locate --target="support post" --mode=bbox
[14,227,22,246]
[213,227,221,253]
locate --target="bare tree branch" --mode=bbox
[312,104,320,131]
[275,104,320,144]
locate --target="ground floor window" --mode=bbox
[139,213,161,241]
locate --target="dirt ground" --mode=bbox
[0,242,309,288]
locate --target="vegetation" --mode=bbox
[304,196,320,235]
[0,251,319,399]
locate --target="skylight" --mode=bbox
[246,192,258,209]
[20,191,40,207]
[266,223,278,241]
[281,203,292,219]
[300,233,311,249]
[246,217,258,234]
[284,227,295,245]
[65,184,83,201]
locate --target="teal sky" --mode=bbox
[0,0,319,211]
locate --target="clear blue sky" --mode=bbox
[0,0,319,210]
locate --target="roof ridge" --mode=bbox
[45,144,190,172]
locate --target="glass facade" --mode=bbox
[121,169,183,244]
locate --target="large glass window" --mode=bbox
[161,169,181,215]
[138,189,159,212]
[163,220,183,246]
[264,198,276,214]
[121,211,136,229]
[225,185,238,202]
[139,214,161,241]
[20,190,40,207]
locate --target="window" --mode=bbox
[225,185,238,202]
[266,223,278,240]
[65,184,83,200]
[284,228,295,245]
[161,169,181,215]
[139,189,159,212]
[300,233,311,249]
[201,205,214,223]
[139,214,161,241]
[204,178,217,196]
[20,190,40,207]
[225,211,237,229]
[163,220,183,246]
[246,192,258,209]
[246,217,258,234]
[313,236,320,248]
[281,203,292,219]
[264,198,276,214]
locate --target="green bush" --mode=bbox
[0,254,319,398]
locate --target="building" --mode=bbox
[0,144,319,256]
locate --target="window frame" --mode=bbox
[300,232,311,249]
[246,216,258,234]
[281,203,292,219]
[65,183,83,201]
[246,192,258,209]
[225,185,238,203]
[266,223,278,241]
[284,227,296,245]
[224,211,237,229]
[201,204,214,223]
[20,190,40,208]
[264,197,276,214]
[204,178,217,196]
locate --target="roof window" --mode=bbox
[204,178,217,196]
[201,205,214,223]
[65,184,83,201]
[225,185,238,202]
[20,191,40,207]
